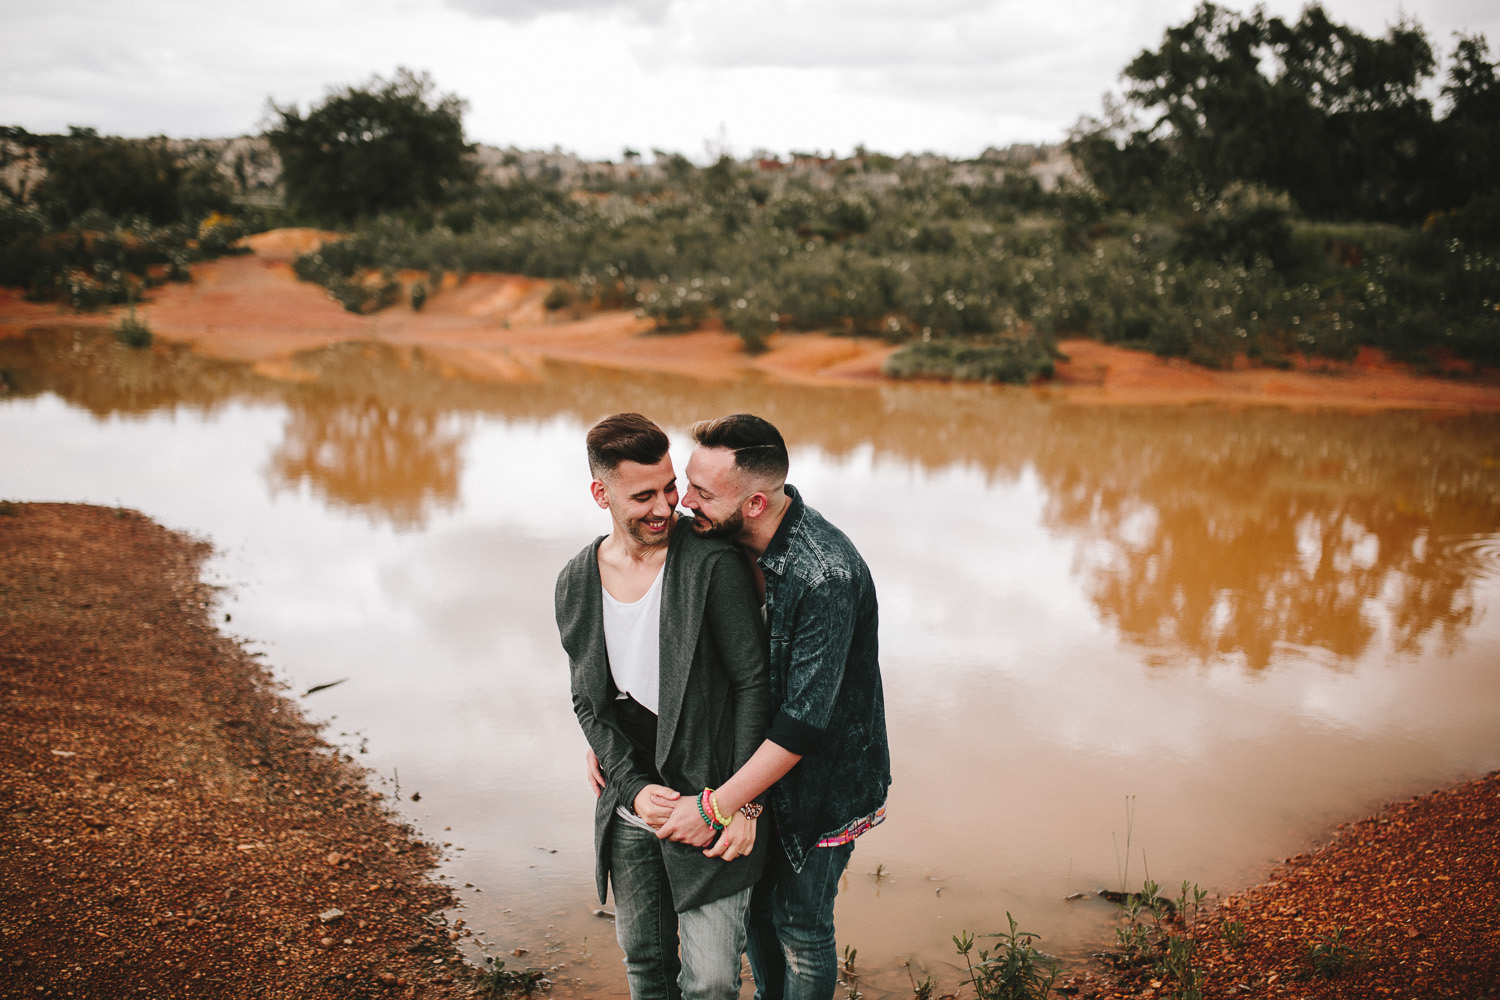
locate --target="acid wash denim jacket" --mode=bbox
[760,484,891,873]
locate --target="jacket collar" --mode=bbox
[758,484,805,578]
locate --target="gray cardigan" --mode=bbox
[555,518,770,912]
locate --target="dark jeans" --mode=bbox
[745,815,856,1000]
[609,821,750,1000]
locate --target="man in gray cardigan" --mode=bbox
[556,412,771,1000]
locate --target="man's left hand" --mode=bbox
[705,815,756,861]
[656,794,718,847]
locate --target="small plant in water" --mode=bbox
[1106,879,1210,999]
[954,913,1059,1000]
[840,944,862,1000]
[113,306,152,348]
[477,956,543,996]
[1114,794,1137,892]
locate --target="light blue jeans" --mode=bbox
[610,821,751,1000]
[745,816,855,1000]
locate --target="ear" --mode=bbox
[590,479,610,510]
[744,490,770,518]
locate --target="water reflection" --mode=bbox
[5,327,1500,996]
[270,396,463,530]
[0,326,263,416]
[1034,411,1499,669]
[6,328,1497,671]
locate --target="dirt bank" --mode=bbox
[1063,771,1500,998]
[2,229,1498,410]
[0,502,486,1000]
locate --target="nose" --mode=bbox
[681,487,701,510]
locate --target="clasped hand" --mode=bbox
[597,750,753,861]
[654,793,756,860]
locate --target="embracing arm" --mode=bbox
[671,570,858,838]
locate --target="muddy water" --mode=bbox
[5,330,1500,996]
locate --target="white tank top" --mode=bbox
[601,563,665,715]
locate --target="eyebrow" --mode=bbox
[633,477,678,498]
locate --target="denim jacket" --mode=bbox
[760,485,891,872]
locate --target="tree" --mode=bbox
[265,68,473,224]
[1438,34,1500,217]
[1073,3,1441,220]
[36,128,185,225]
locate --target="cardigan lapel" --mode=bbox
[572,537,613,710]
[653,520,702,769]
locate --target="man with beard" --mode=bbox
[658,412,892,1000]
[557,412,770,1000]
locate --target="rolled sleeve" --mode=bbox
[770,571,857,742]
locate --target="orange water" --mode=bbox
[4,330,1500,997]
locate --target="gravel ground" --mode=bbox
[1058,766,1500,999]
[0,502,488,1000]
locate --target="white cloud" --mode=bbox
[2,0,1497,156]
[446,0,673,21]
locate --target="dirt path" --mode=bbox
[0,502,486,1000]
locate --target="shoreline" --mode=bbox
[0,502,485,999]
[2,228,1500,412]
[2,502,1496,998]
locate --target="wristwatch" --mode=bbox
[740,802,764,819]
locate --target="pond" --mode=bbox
[4,328,1500,996]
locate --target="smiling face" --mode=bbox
[682,446,750,540]
[594,456,679,549]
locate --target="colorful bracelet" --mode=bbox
[708,791,735,828]
[696,790,723,831]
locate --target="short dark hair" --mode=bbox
[587,412,670,479]
[688,413,789,484]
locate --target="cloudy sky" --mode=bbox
[3,0,1496,161]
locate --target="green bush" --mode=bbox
[883,334,1057,384]
[1175,183,1297,268]
[112,308,152,349]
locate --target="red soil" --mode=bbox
[3,228,1498,410]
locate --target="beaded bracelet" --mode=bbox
[708,791,735,828]
[696,790,724,831]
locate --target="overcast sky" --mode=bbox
[3,0,1496,161]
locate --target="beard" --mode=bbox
[625,512,673,547]
[688,507,744,540]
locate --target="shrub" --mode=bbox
[953,916,1059,1000]
[1175,183,1296,268]
[883,334,1056,384]
[112,308,152,349]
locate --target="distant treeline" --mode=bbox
[1,4,1496,381]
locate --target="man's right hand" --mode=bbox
[632,785,680,828]
[585,749,605,798]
